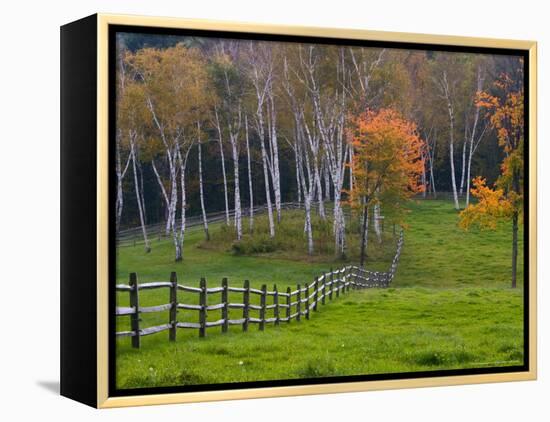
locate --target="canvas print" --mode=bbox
[113,29,527,391]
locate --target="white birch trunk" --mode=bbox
[297,129,315,255]
[268,94,282,223]
[465,68,487,207]
[294,143,302,206]
[314,163,326,220]
[214,107,230,226]
[260,131,275,238]
[324,161,331,202]
[130,139,150,253]
[151,159,171,234]
[197,122,209,241]
[441,72,460,210]
[115,131,131,233]
[245,115,254,233]
[230,132,242,240]
[373,202,382,244]
[173,145,191,262]
[459,124,468,196]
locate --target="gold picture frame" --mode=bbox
[60,13,537,408]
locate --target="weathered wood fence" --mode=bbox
[116,231,404,348]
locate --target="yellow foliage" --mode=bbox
[459,177,513,230]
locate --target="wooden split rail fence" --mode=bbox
[116,231,404,348]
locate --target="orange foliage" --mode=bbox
[462,69,524,230]
[346,108,425,220]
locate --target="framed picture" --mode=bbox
[60,13,537,408]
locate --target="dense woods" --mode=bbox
[115,33,524,272]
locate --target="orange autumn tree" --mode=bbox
[347,108,425,266]
[459,69,524,288]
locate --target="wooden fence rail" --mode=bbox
[116,231,404,348]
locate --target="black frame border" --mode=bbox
[107,23,530,399]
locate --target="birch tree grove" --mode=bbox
[248,42,276,237]
[115,34,523,266]
[126,44,210,261]
[299,46,350,257]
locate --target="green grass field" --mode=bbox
[115,200,524,389]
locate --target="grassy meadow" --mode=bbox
[115,200,524,389]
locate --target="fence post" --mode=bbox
[335,270,340,298]
[346,267,351,292]
[329,269,334,301]
[305,282,310,320]
[169,272,177,342]
[322,273,326,305]
[273,284,280,326]
[199,278,207,338]
[259,284,267,331]
[222,277,228,333]
[129,273,140,349]
[243,280,250,332]
[313,277,319,311]
[296,284,301,322]
[286,287,291,322]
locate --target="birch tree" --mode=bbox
[244,114,254,233]
[127,44,210,261]
[435,68,461,210]
[211,45,246,240]
[213,107,230,226]
[297,45,349,257]
[119,79,151,252]
[196,121,210,240]
[115,51,132,233]
[246,42,276,236]
[463,65,489,206]
[281,51,324,254]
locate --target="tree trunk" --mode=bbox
[174,147,189,262]
[214,108,230,226]
[511,210,518,289]
[373,202,382,244]
[359,204,369,267]
[130,144,150,253]
[115,133,131,233]
[465,145,474,207]
[459,128,467,195]
[441,72,460,210]
[510,167,520,289]
[421,151,427,198]
[268,95,282,223]
[429,147,437,198]
[314,163,326,220]
[448,110,460,210]
[230,133,242,240]
[197,123,209,241]
[151,159,171,235]
[304,192,314,255]
[294,142,302,206]
[259,131,275,238]
[245,115,254,233]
